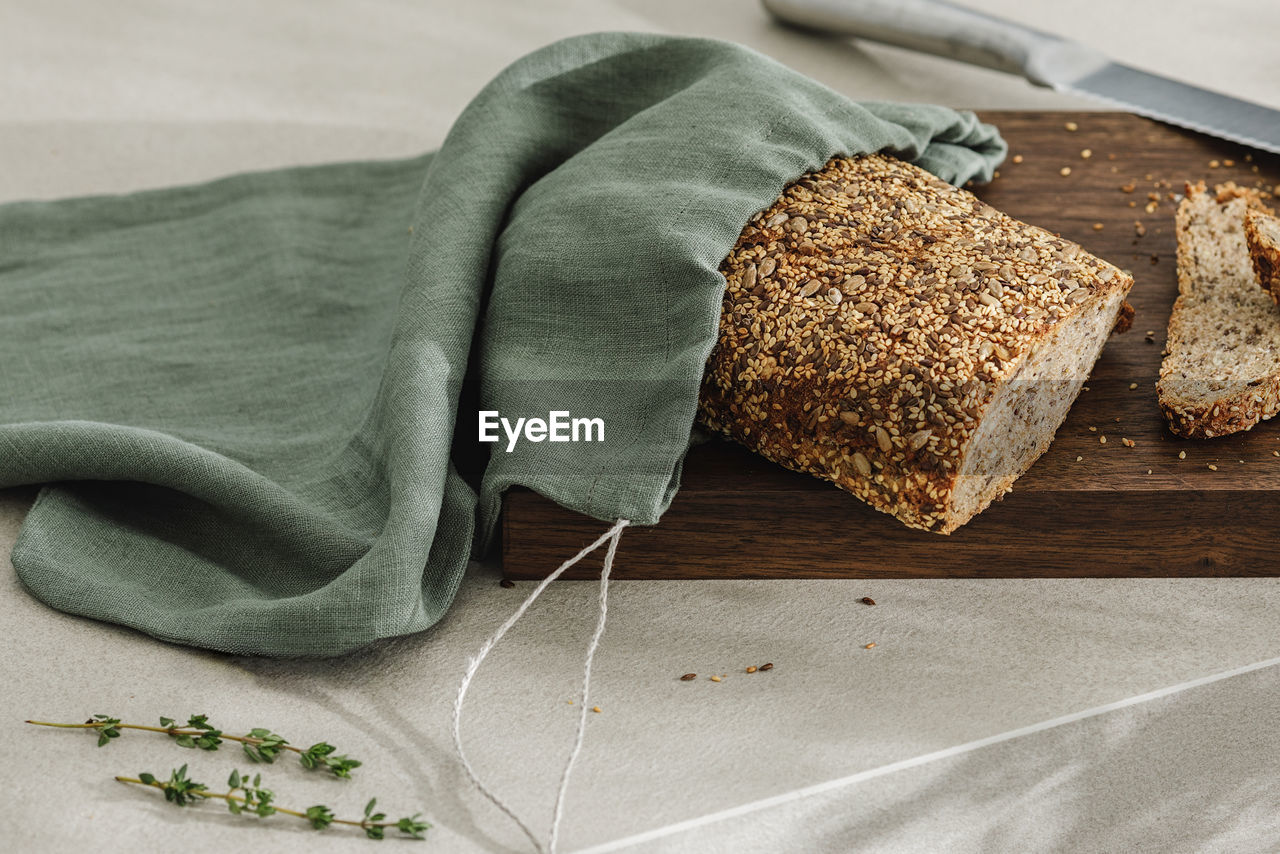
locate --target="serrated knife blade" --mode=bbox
[763,0,1280,155]
[1060,63,1280,154]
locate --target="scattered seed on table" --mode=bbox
[1208,464,1218,471]
[1179,450,1187,460]
[1145,201,1158,214]
[1076,456,1083,462]
[680,673,697,681]
[1121,183,1136,193]
[1122,438,1135,447]
[1012,154,1024,164]
[710,676,722,682]
[1129,382,1139,390]
[1100,436,1107,444]
[1209,160,1220,168]
[746,666,757,674]
[1147,469,1153,475]
[1065,121,1079,131]
[1224,159,1235,167]
[592,706,602,713]
[499,578,515,588]
[1092,223,1104,231]
[1060,166,1072,176]
[1089,426,1098,432]
[760,663,774,671]
[861,596,876,606]
[864,643,876,650]
[1273,451,1279,458]
[1081,148,1093,159]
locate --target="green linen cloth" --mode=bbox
[0,33,1004,657]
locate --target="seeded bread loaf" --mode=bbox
[1245,208,1280,301]
[698,154,1133,534]
[1158,182,1280,438]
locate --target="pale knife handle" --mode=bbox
[761,0,1106,87]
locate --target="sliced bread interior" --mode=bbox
[1158,182,1280,438]
[1245,207,1280,302]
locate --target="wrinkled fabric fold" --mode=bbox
[0,33,1004,656]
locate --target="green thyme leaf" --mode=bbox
[305,804,335,831]
[397,814,431,840]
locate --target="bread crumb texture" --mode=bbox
[698,154,1132,533]
[1159,182,1280,438]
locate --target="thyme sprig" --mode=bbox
[117,766,430,840]
[26,714,362,778]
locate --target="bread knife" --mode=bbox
[762,0,1280,154]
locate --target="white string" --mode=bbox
[547,518,624,853]
[452,518,631,854]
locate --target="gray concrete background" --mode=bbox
[3,2,1279,852]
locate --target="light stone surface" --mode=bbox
[3,2,1279,852]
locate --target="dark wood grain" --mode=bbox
[504,112,1280,578]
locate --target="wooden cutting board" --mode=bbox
[503,111,1280,579]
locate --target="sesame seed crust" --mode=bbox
[697,154,1133,533]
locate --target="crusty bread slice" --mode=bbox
[1245,208,1280,302]
[1158,182,1280,438]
